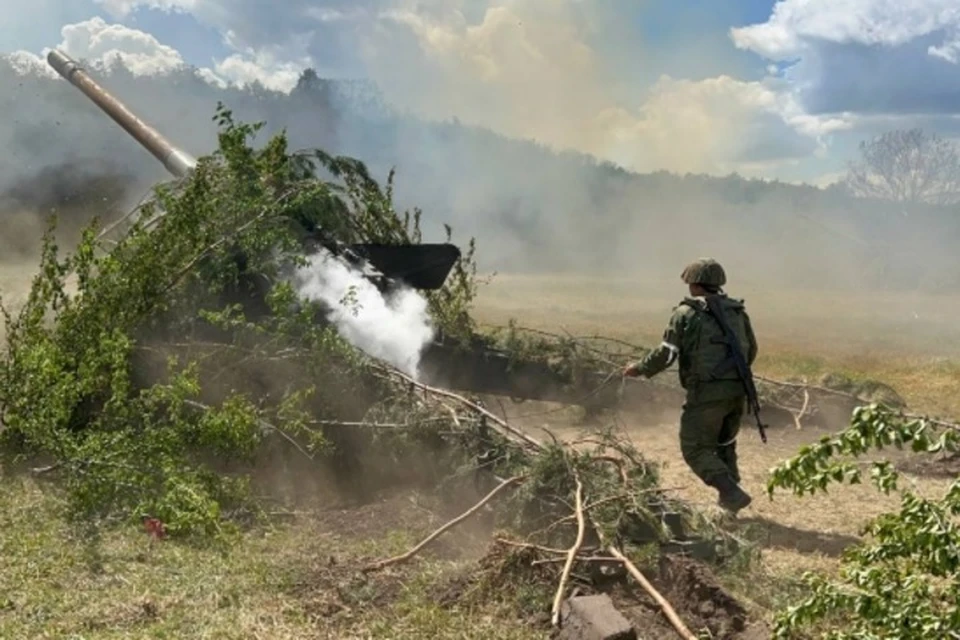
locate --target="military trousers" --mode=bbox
[678,394,745,485]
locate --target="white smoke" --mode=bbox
[292,249,436,378]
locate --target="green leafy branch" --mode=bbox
[0,104,486,538]
[767,404,959,498]
[766,404,960,638]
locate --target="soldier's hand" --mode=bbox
[622,363,640,378]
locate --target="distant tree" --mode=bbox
[845,128,960,206]
[295,68,321,90]
[290,67,339,146]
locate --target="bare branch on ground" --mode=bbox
[551,474,586,627]
[364,474,526,572]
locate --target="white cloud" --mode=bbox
[730,0,960,117]
[730,0,960,61]
[929,30,960,63]
[8,17,191,79]
[303,6,370,23]
[10,1,876,177]
[14,15,305,92]
[58,16,185,75]
[71,0,832,173]
[594,75,830,174]
[5,17,188,79]
[5,50,59,78]
[75,1,821,174]
[212,49,306,92]
[9,0,960,182]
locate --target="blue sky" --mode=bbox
[619,0,774,76]
[4,0,960,185]
[124,8,231,65]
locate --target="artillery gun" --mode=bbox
[46,49,460,293]
[46,50,849,430]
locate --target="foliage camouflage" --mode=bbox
[0,105,721,561]
[0,104,481,537]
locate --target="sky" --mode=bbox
[4,0,960,185]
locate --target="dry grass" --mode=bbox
[0,474,543,639]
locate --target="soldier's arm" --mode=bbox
[743,310,758,366]
[625,309,685,378]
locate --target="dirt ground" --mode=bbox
[468,273,960,636]
[502,398,952,567]
[457,391,951,638]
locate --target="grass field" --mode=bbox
[472,273,960,417]
[2,268,957,638]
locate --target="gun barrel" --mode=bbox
[46,49,197,178]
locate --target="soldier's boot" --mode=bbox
[707,473,752,514]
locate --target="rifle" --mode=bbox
[702,295,767,444]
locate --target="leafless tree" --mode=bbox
[845,128,960,206]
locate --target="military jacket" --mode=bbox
[634,294,758,402]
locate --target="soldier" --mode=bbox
[622,258,757,514]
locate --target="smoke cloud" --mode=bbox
[2,6,960,302]
[292,249,435,379]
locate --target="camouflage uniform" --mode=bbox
[625,259,756,513]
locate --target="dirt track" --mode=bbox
[492,395,955,586]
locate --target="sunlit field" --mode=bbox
[473,272,960,417]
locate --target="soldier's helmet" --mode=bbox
[680,258,726,287]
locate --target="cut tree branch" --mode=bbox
[532,555,619,566]
[364,475,526,572]
[793,389,810,430]
[31,463,62,475]
[607,546,696,640]
[183,399,316,461]
[594,455,630,485]
[551,474,586,627]
[307,417,464,429]
[376,366,544,452]
[494,538,594,556]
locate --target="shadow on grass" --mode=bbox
[737,516,861,557]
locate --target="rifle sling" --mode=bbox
[700,296,768,443]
